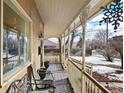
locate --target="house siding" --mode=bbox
[17,0,44,69]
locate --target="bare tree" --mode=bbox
[94,30,115,62]
[110,36,123,69]
[70,31,75,49]
[76,37,82,48]
[94,30,106,48]
[97,44,116,62]
[70,29,81,49]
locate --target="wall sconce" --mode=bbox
[38,33,43,38]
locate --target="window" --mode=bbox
[3,27,30,74]
[1,1,31,82]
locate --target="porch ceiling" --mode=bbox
[35,0,91,38]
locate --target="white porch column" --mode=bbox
[40,35,45,68]
[63,33,66,62]
[80,23,86,70]
[68,28,70,58]
[60,36,63,64]
[42,38,45,68]
[79,7,89,93]
[58,37,62,63]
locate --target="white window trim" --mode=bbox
[0,0,4,86]
[0,0,32,86]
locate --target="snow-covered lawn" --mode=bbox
[108,73,123,81]
[92,66,123,81]
[93,66,119,74]
[70,52,123,81]
[71,55,121,66]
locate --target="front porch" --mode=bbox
[43,55,111,93]
[0,0,123,93]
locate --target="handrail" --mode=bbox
[68,59,111,93]
[69,58,82,71]
[70,57,83,65]
[69,57,92,68]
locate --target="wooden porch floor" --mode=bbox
[47,64,74,93]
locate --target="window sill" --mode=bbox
[2,62,31,87]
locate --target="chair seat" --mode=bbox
[29,90,49,93]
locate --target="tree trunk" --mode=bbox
[120,54,123,69]
[70,32,74,49]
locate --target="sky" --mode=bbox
[86,13,123,40]
[49,13,123,43]
[48,38,58,43]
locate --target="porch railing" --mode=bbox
[70,57,92,75]
[68,58,110,93]
[44,55,60,64]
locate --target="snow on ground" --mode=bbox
[71,55,121,66]
[86,55,121,66]
[108,73,123,81]
[92,66,118,74]
[70,51,122,81]
[92,66,123,81]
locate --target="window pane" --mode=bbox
[3,2,30,79]
[3,30,19,74]
[3,29,7,65]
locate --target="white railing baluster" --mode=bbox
[86,77,88,93]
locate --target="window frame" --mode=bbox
[0,0,32,86]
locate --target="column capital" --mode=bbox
[79,7,89,27]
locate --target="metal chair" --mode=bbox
[6,74,46,93]
[6,63,55,93]
[6,74,54,93]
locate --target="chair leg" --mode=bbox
[53,86,56,93]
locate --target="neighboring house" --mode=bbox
[112,35,123,41]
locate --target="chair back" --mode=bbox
[6,74,31,93]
